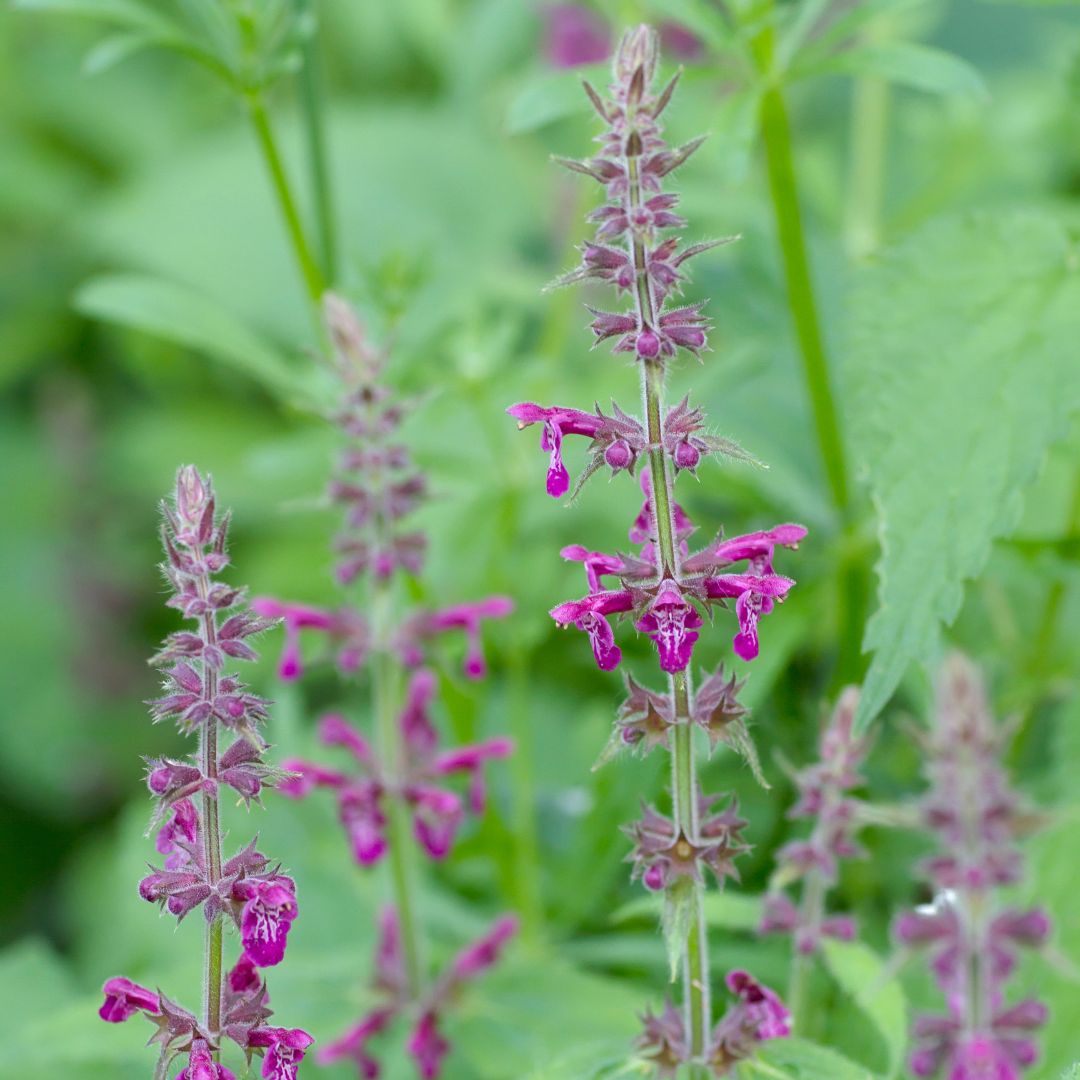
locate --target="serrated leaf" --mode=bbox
[846,211,1080,733]
[74,273,318,406]
[749,1037,874,1080]
[821,939,907,1078]
[805,41,986,97]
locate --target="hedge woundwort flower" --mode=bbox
[760,688,867,957]
[894,655,1051,1080]
[255,297,516,1078]
[100,467,311,1079]
[510,27,801,1076]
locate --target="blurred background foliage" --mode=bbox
[2,0,1080,1077]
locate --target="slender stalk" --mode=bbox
[245,93,327,307]
[627,102,712,1066]
[645,365,711,1075]
[752,53,849,515]
[291,0,337,282]
[508,642,545,942]
[844,13,893,260]
[196,576,224,1042]
[372,583,423,997]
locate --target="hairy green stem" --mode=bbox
[197,578,224,1044]
[291,0,337,282]
[246,93,327,307]
[508,643,545,941]
[372,584,423,997]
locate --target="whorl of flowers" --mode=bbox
[759,687,867,955]
[251,296,512,683]
[893,654,1051,1080]
[99,467,311,1080]
[318,907,518,1078]
[509,26,799,1076]
[254,297,517,1079]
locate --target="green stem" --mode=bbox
[508,642,545,942]
[291,0,337,282]
[752,30,849,515]
[197,576,224,1044]
[628,98,711,1063]
[246,93,327,308]
[372,584,423,997]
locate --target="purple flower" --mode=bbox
[176,1038,237,1080]
[234,876,298,967]
[317,1007,395,1076]
[282,671,513,865]
[420,597,515,679]
[248,598,342,681]
[156,798,200,868]
[542,3,610,68]
[634,580,703,674]
[407,1012,450,1079]
[321,911,516,1080]
[895,655,1051,1080]
[507,402,606,497]
[99,977,160,1023]
[247,1026,315,1080]
[448,915,519,982]
[726,970,791,1039]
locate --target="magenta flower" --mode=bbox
[252,595,512,682]
[99,977,161,1023]
[726,971,791,1040]
[508,401,647,498]
[407,597,516,679]
[550,506,797,672]
[248,1027,315,1080]
[281,671,513,863]
[407,1012,450,1080]
[234,876,298,968]
[319,908,518,1080]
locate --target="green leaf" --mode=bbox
[810,42,986,97]
[661,876,696,982]
[748,1037,874,1080]
[505,65,607,135]
[13,0,166,26]
[74,273,318,406]
[847,210,1080,733]
[821,939,907,1078]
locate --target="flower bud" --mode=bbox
[605,439,634,472]
[642,863,666,892]
[636,329,660,359]
[673,438,700,472]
